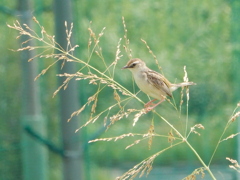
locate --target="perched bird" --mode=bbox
[122,58,196,111]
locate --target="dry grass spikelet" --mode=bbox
[183,167,205,180]
[125,140,141,150]
[91,98,98,114]
[141,39,161,72]
[183,66,190,101]
[168,129,176,144]
[230,111,240,122]
[226,157,240,172]
[122,16,132,59]
[133,109,147,126]
[88,133,134,143]
[68,104,87,122]
[190,124,205,136]
[116,153,156,180]
[221,132,240,142]
[114,90,121,102]
[147,125,154,150]
[117,141,183,180]
[107,111,129,129]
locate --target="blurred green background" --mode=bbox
[1,0,240,179]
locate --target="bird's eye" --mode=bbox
[129,63,137,68]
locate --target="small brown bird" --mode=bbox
[122,58,196,111]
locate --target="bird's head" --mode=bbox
[122,58,146,72]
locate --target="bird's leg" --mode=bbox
[145,98,165,112]
[144,99,157,108]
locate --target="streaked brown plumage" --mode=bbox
[122,58,196,111]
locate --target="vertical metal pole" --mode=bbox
[18,0,48,179]
[53,0,82,179]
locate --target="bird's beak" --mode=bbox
[121,65,128,70]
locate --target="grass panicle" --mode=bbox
[226,157,240,173]
[183,167,206,180]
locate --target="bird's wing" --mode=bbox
[146,70,172,97]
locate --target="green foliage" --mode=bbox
[2,0,240,179]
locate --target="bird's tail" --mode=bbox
[170,82,196,92]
